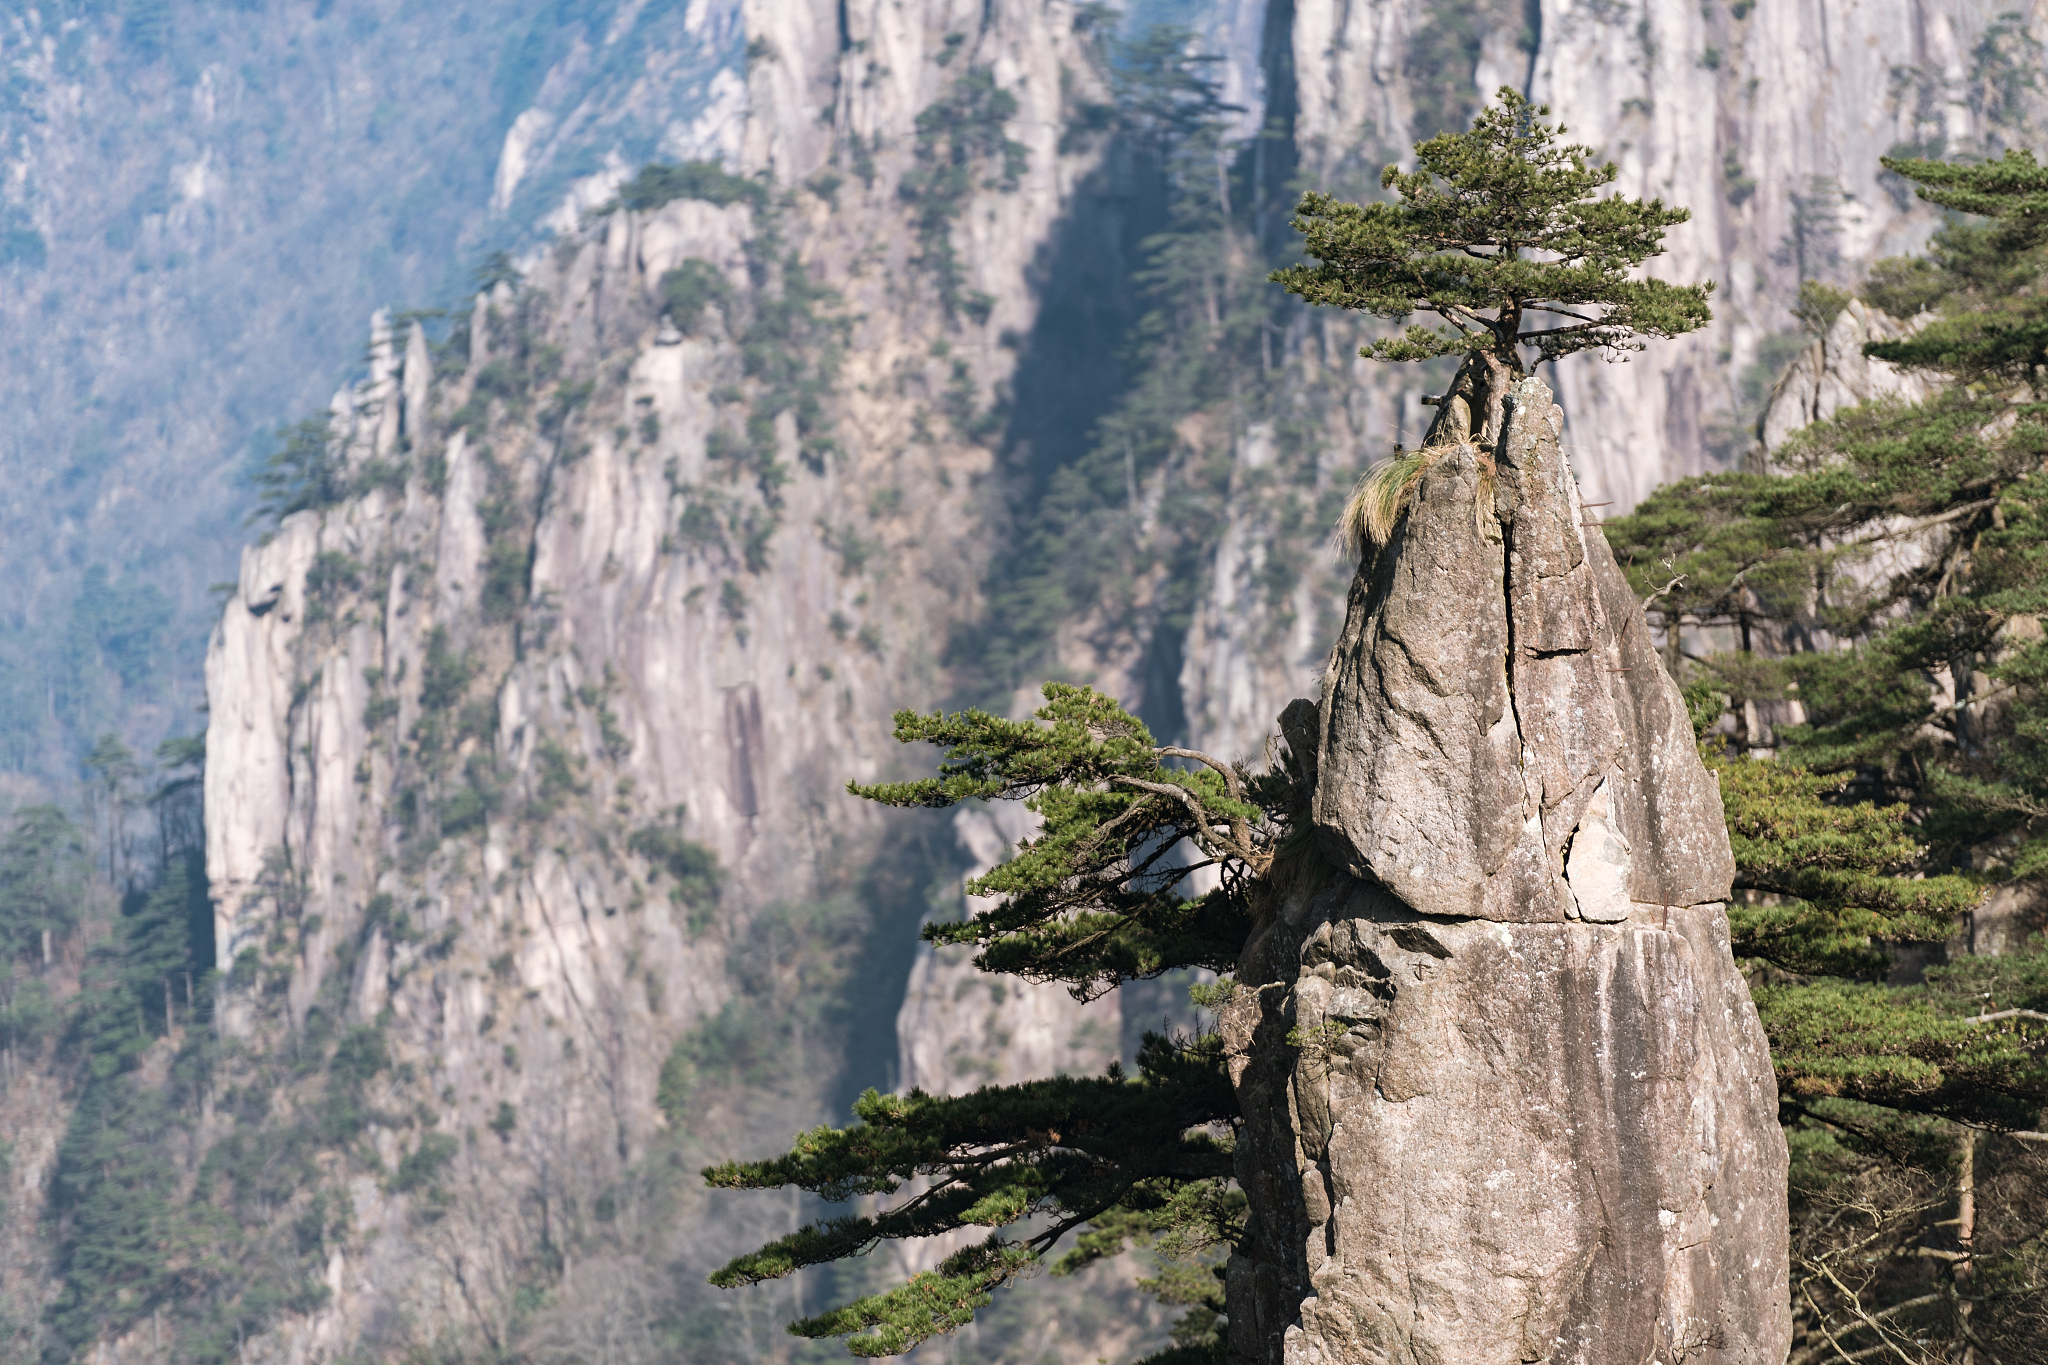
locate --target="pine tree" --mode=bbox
[249,415,344,526]
[1864,147,2048,391]
[703,684,1284,1358]
[1269,87,1712,440]
[1601,145,2048,1358]
[953,21,1259,703]
[704,85,1749,1365]
[0,805,89,964]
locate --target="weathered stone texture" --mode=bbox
[1314,380,1734,925]
[1758,299,1935,461]
[1229,375,1788,1365]
[1225,886,1788,1365]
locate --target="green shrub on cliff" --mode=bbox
[609,160,767,212]
[1863,147,2048,390]
[248,416,348,525]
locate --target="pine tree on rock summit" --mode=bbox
[1271,87,1712,446]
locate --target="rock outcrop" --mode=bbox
[1222,376,1789,1365]
[201,2,1125,1354]
[1757,298,1935,460]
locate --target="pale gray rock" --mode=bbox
[1757,298,1935,460]
[1234,372,1784,1364]
[400,320,433,446]
[1223,885,1789,1365]
[202,2,1127,1354]
[1313,377,1733,923]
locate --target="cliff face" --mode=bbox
[1528,0,2006,509]
[201,2,1123,1355]
[0,0,746,773]
[1757,298,1934,459]
[1222,378,1788,1365]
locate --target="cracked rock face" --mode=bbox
[1312,378,1735,923]
[1223,376,1789,1365]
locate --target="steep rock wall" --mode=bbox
[1220,378,1788,1364]
[182,2,2041,1360]
[202,1,1127,1356]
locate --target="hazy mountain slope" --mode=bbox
[0,0,740,778]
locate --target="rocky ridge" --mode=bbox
[199,1,1131,1355]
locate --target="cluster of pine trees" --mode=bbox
[0,737,363,1365]
[706,80,2048,1365]
[1606,146,2048,1361]
[0,738,220,1360]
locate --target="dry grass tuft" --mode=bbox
[1337,448,1438,556]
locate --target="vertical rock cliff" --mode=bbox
[201,1,1131,1356]
[0,0,749,773]
[1221,377,1788,1365]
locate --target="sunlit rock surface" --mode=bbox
[1221,377,1789,1365]
[1758,298,1935,459]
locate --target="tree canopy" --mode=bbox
[1602,155,2048,1354]
[1269,87,1713,369]
[1864,148,2048,391]
[850,685,1275,995]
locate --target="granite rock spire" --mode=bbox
[1223,375,1790,1365]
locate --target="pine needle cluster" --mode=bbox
[702,684,1304,1358]
[1604,146,2048,1359]
[1866,148,2048,391]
